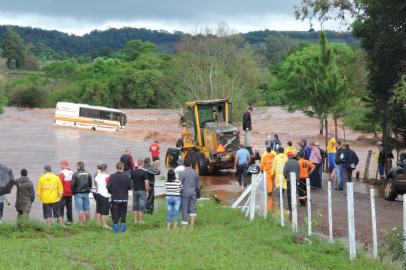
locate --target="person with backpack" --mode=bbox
[144,158,160,215]
[339,144,359,186]
[59,160,74,224]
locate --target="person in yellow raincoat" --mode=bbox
[260,147,276,194]
[272,147,288,191]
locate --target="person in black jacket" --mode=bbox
[339,144,359,187]
[71,161,93,224]
[107,162,132,233]
[242,106,253,147]
[144,158,160,215]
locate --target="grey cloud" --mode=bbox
[0,0,300,22]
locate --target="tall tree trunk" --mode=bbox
[334,116,338,139]
[319,117,324,135]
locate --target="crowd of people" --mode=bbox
[0,141,200,232]
[238,108,361,214]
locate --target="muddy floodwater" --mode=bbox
[0,108,152,221]
[0,106,403,247]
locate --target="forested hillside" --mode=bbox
[0,25,356,58]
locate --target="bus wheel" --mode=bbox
[91,127,96,132]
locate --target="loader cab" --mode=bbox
[182,99,232,148]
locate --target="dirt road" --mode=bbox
[0,106,400,248]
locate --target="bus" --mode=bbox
[54,102,127,131]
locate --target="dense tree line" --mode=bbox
[0,25,356,60]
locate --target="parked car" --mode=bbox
[384,153,406,201]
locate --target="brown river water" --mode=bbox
[0,106,402,247]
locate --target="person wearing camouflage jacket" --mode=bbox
[13,169,35,218]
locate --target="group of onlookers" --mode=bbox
[0,141,201,231]
[235,130,360,214]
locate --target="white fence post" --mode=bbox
[279,175,284,227]
[290,172,298,232]
[306,178,312,236]
[328,181,333,243]
[370,188,378,258]
[250,174,257,221]
[403,194,406,257]
[347,182,356,261]
[263,172,268,219]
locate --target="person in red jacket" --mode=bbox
[149,140,160,170]
[59,160,73,224]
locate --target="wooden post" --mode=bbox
[279,175,284,227]
[290,172,298,232]
[370,188,378,258]
[328,181,333,243]
[263,172,268,219]
[364,150,372,181]
[347,182,356,260]
[306,178,312,236]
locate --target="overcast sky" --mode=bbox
[0,0,342,35]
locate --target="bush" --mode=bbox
[9,85,47,108]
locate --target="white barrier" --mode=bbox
[249,174,257,221]
[403,194,406,256]
[306,178,312,236]
[263,170,268,219]
[290,172,298,232]
[328,181,333,243]
[279,175,284,227]
[370,188,378,258]
[347,182,356,260]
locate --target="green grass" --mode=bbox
[0,200,396,270]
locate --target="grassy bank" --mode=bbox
[0,199,395,270]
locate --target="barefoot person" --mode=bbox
[107,162,132,233]
[37,165,64,226]
[94,164,110,229]
[71,161,93,224]
[131,159,149,224]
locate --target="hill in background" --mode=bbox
[0,25,356,58]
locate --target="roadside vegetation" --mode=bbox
[0,200,396,270]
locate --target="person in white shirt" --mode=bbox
[174,157,186,179]
[94,164,110,229]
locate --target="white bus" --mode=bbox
[54,102,127,131]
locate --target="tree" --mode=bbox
[295,0,406,153]
[1,27,27,69]
[257,35,299,66]
[123,39,156,61]
[278,32,348,143]
[168,24,264,120]
[0,94,6,114]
